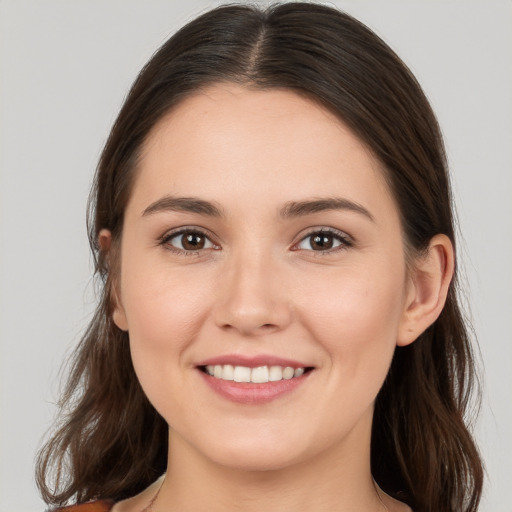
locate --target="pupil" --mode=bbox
[312,234,333,250]
[183,233,204,250]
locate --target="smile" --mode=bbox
[197,357,314,404]
[204,364,306,383]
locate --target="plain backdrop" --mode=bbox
[1,1,511,511]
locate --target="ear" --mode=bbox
[397,234,454,347]
[99,229,128,332]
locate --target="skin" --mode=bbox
[106,84,453,512]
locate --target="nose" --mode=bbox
[213,250,292,336]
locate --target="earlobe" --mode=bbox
[112,302,129,332]
[397,234,454,347]
[98,229,112,252]
[98,229,129,332]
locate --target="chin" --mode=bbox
[212,446,306,473]
[179,426,311,472]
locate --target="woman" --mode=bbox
[37,3,483,511]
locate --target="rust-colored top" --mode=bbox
[51,500,115,512]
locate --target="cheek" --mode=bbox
[120,239,213,334]
[298,262,406,370]
[119,253,213,395]
[124,279,202,347]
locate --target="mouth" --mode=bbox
[195,356,315,404]
[198,364,314,383]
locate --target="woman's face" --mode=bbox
[113,84,415,471]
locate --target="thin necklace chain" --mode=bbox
[140,476,389,512]
[377,493,390,511]
[374,479,390,512]
[140,477,165,512]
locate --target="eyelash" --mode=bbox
[159,227,219,256]
[292,228,353,254]
[159,227,353,255]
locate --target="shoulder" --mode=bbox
[48,500,115,512]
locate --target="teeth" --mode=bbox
[233,366,251,382]
[222,364,234,380]
[204,364,307,383]
[294,367,304,377]
[251,366,269,383]
[269,366,283,381]
[282,367,294,379]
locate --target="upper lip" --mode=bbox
[196,354,313,369]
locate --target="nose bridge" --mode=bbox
[214,241,291,335]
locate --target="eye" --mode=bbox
[162,229,216,252]
[294,229,352,252]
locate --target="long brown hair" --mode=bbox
[36,3,483,511]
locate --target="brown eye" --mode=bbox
[310,233,334,250]
[182,233,206,250]
[296,230,351,252]
[165,230,215,252]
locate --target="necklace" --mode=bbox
[140,476,165,512]
[139,476,389,512]
[373,479,390,512]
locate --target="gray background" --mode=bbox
[1,1,510,511]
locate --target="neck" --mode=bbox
[156,421,386,512]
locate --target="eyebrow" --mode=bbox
[141,195,374,222]
[280,197,374,222]
[142,196,224,217]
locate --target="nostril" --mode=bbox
[220,322,279,334]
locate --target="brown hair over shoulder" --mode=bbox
[36,3,483,511]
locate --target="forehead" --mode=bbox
[144,84,369,161]
[129,83,396,220]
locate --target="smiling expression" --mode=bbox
[111,84,415,471]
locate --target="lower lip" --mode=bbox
[198,370,311,404]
